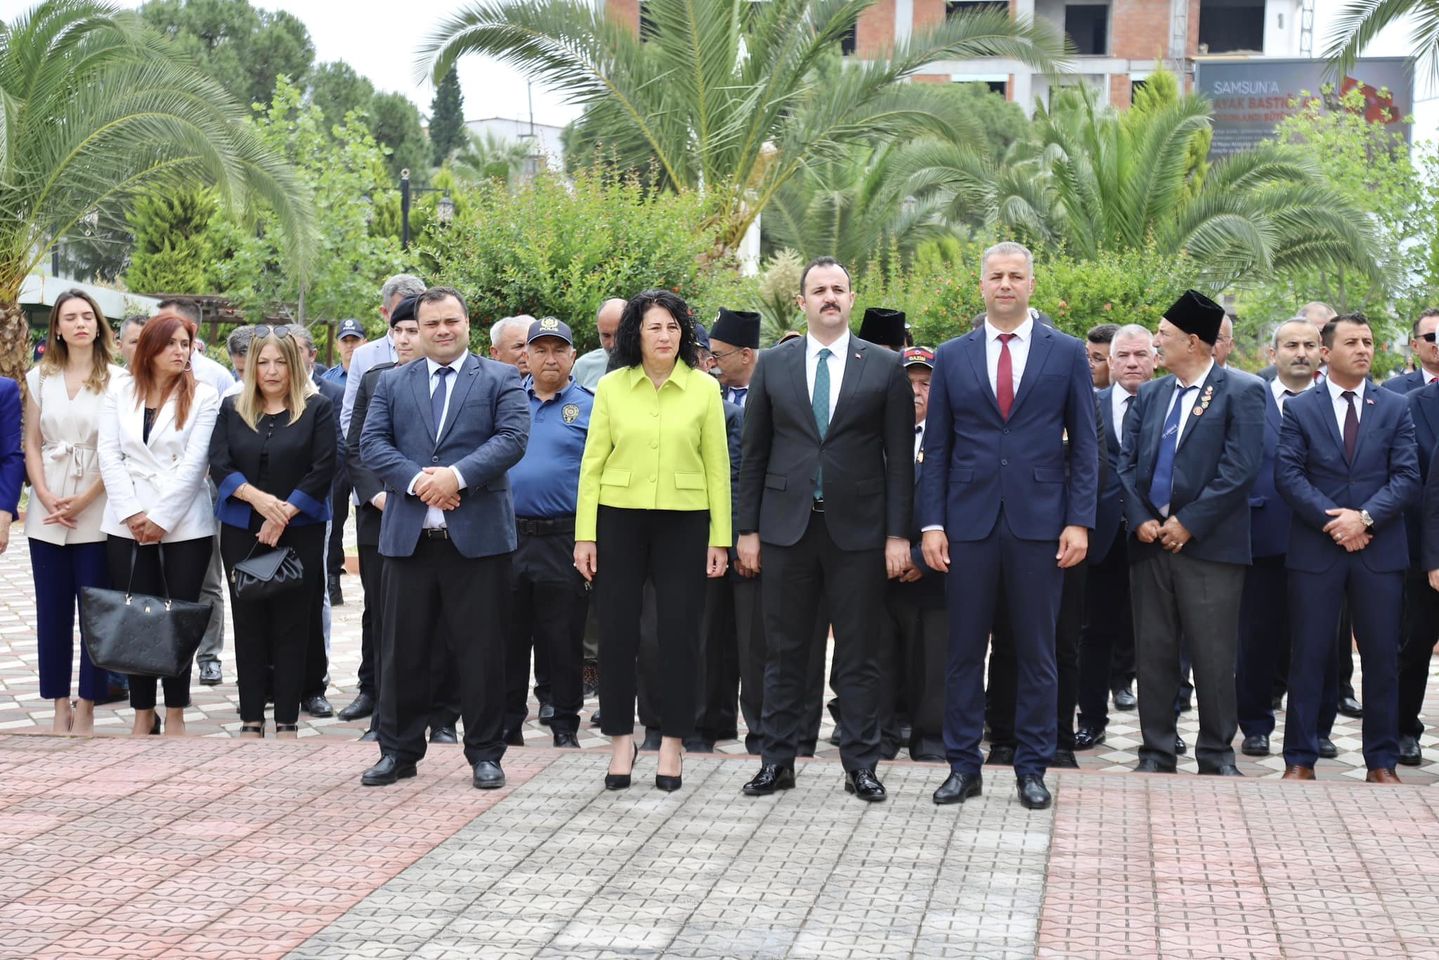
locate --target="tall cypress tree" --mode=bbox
[429,67,465,166]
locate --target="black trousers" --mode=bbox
[377,536,509,766]
[303,554,328,700]
[987,565,1084,750]
[1131,550,1243,770]
[694,576,740,743]
[106,536,210,710]
[504,527,586,738]
[357,542,381,696]
[879,586,947,760]
[595,507,709,739]
[760,511,884,771]
[1397,567,1439,737]
[221,522,325,725]
[1236,554,1287,738]
[327,483,350,581]
[1077,530,1131,731]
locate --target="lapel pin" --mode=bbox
[1366,398,1375,406]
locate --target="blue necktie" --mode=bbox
[431,366,453,436]
[1147,384,1194,514]
[729,386,748,406]
[813,348,832,500]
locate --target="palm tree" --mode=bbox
[419,0,1065,253]
[0,0,313,381]
[895,73,1382,291]
[448,128,533,185]
[1325,1,1439,84]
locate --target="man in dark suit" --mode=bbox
[1076,324,1155,750]
[1381,308,1439,395]
[358,286,530,789]
[1118,291,1265,776]
[919,241,1098,810]
[737,256,914,802]
[1258,301,1335,381]
[1236,319,1318,757]
[1399,379,1439,764]
[1277,314,1419,783]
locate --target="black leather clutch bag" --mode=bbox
[230,542,304,600]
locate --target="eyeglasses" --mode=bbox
[253,325,299,340]
[709,347,745,361]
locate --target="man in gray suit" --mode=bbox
[358,286,530,789]
[737,256,914,802]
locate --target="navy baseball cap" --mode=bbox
[527,316,573,345]
[337,318,365,340]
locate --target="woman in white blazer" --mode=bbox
[97,311,220,736]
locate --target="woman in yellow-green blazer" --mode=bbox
[574,289,731,793]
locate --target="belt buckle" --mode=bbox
[812,498,825,513]
[425,527,449,540]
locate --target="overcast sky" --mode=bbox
[0,0,587,129]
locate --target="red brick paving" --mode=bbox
[0,735,555,960]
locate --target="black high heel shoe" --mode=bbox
[655,752,683,792]
[605,742,639,791]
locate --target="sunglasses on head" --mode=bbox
[253,325,299,339]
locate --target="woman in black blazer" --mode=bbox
[209,327,336,738]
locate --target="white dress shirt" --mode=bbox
[1326,377,1366,436]
[1162,359,1214,447]
[914,420,925,462]
[1110,386,1137,444]
[409,356,469,529]
[805,331,850,420]
[190,351,236,396]
[983,316,1034,397]
[1270,376,1312,413]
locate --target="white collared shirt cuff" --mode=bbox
[450,465,466,489]
[922,525,944,533]
[406,472,423,496]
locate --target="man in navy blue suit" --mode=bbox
[1117,290,1265,775]
[1399,377,1439,765]
[1276,314,1420,783]
[1236,319,1319,758]
[1381,308,1439,396]
[919,241,1098,811]
[1076,324,1154,750]
[358,286,531,789]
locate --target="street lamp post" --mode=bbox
[399,169,455,251]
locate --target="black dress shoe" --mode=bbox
[553,731,580,748]
[683,738,714,754]
[1241,733,1270,756]
[1073,727,1106,750]
[302,695,333,718]
[640,727,663,751]
[844,767,886,802]
[1317,736,1338,759]
[655,756,683,792]
[337,691,375,722]
[472,760,505,789]
[1016,775,1051,810]
[985,745,1016,766]
[589,708,602,726]
[1271,692,1284,711]
[743,763,796,795]
[932,771,982,805]
[1052,749,1079,769]
[503,728,525,747]
[1338,696,1363,718]
[605,743,639,790]
[430,724,458,744]
[1174,735,1187,755]
[1112,686,1137,711]
[328,575,343,606]
[537,703,555,727]
[359,728,379,742]
[1399,734,1423,766]
[1199,763,1243,776]
[1134,757,1177,773]
[361,755,416,786]
[198,661,222,685]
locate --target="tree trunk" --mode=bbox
[0,300,29,386]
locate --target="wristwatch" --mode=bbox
[1360,509,1374,529]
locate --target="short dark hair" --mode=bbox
[1321,313,1370,349]
[1412,307,1439,337]
[1086,323,1119,345]
[416,285,469,318]
[799,256,852,294]
[611,289,699,370]
[156,297,201,325]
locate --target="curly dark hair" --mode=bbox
[610,289,699,370]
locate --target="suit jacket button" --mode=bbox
[432,456,440,463]
[1001,458,1008,466]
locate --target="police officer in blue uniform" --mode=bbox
[502,317,594,748]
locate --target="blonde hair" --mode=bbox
[234,330,316,430]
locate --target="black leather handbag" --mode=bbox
[80,543,213,678]
[230,542,304,600]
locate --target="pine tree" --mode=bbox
[429,67,465,167]
[124,189,218,294]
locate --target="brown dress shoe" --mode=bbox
[1281,764,1316,781]
[1366,768,1402,784]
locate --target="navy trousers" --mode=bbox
[943,512,1061,778]
[31,539,110,701]
[1236,554,1287,738]
[1284,557,1402,771]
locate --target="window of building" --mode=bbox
[840,21,857,56]
[1130,77,1148,102]
[639,0,657,41]
[947,1,1010,17]
[954,79,1009,97]
[1065,4,1109,56]
[1197,0,1265,54]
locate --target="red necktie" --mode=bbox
[997,333,1016,419]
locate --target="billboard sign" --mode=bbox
[1194,57,1412,158]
